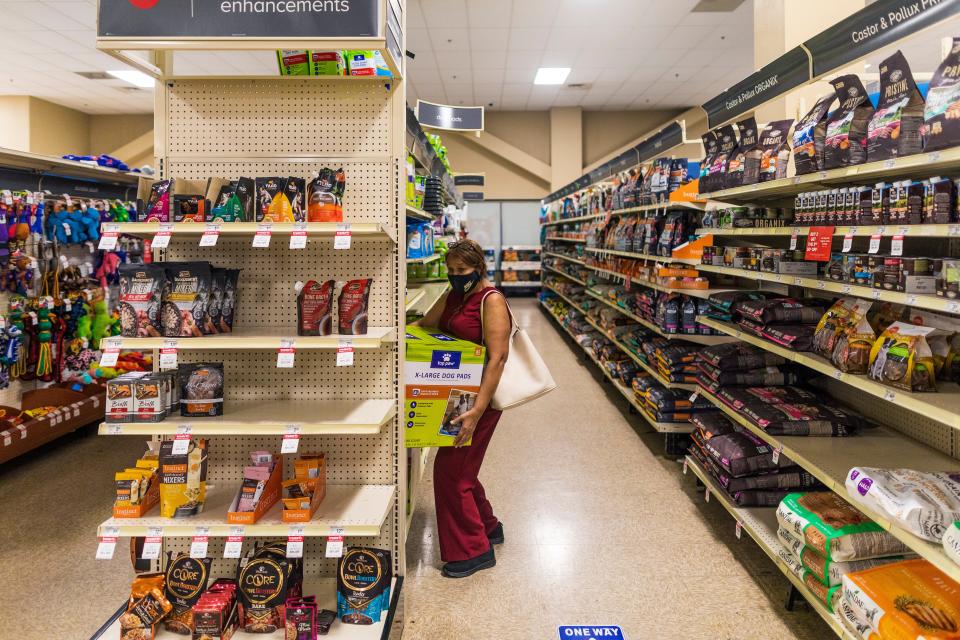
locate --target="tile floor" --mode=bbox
[400,298,832,640]
[0,297,831,639]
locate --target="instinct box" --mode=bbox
[404,326,485,448]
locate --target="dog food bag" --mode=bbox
[211,181,244,223]
[699,131,720,191]
[338,547,392,624]
[776,538,845,611]
[813,298,876,374]
[120,588,173,640]
[846,468,960,542]
[309,50,345,76]
[724,117,758,189]
[338,279,371,335]
[744,120,794,184]
[162,262,213,337]
[842,559,960,639]
[777,492,912,562]
[736,297,825,325]
[256,177,293,222]
[277,50,310,76]
[119,264,165,338]
[777,526,909,588]
[701,429,794,477]
[793,93,836,175]
[238,554,300,633]
[868,51,925,162]
[297,280,335,336]
[217,269,240,334]
[285,177,306,222]
[143,179,172,222]
[235,177,255,222]
[868,322,938,392]
[159,437,208,518]
[207,268,227,333]
[179,363,224,417]
[924,37,960,153]
[706,125,738,190]
[824,74,874,169]
[836,595,881,640]
[308,167,346,222]
[163,554,212,634]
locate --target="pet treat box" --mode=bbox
[404,326,485,448]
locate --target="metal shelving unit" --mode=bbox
[114,328,396,351]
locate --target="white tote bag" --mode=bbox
[481,290,556,410]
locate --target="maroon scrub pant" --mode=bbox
[432,407,502,562]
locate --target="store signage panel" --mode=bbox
[805,0,960,77]
[557,626,625,639]
[702,47,810,128]
[416,101,485,132]
[462,192,484,201]
[634,123,684,161]
[454,175,485,187]
[98,0,379,38]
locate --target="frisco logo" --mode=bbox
[431,351,461,369]
[857,477,874,496]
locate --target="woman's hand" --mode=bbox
[451,405,484,447]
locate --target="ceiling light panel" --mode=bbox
[534,67,571,85]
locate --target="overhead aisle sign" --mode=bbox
[634,122,684,162]
[98,0,379,38]
[416,101,485,132]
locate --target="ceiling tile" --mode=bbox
[407,1,427,28]
[470,28,509,50]
[466,0,512,28]
[660,25,718,50]
[473,83,502,104]
[504,68,535,83]
[538,50,578,68]
[508,28,549,52]
[500,83,531,99]
[44,1,96,26]
[554,91,585,107]
[435,50,473,69]
[497,96,529,109]
[418,0,468,28]
[473,68,505,84]
[5,2,86,29]
[511,0,559,27]
[567,68,601,85]
[429,27,470,51]
[472,50,507,70]
[408,28,433,51]
[412,82,447,102]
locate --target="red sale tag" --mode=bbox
[804,226,835,262]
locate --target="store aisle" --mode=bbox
[403,298,831,640]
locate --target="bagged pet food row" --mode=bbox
[277,49,392,77]
[699,117,794,192]
[297,278,372,336]
[119,262,239,338]
[793,176,958,226]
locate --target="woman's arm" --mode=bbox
[411,290,450,327]
[451,292,511,446]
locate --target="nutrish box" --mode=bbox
[404,326,485,448]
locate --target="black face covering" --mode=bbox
[448,271,482,295]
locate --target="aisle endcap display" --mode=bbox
[98,483,396,538]
[116,327,397,350]
[98,398,397,436]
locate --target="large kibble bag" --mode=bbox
[943,522,960,567]
[813,298,875,374]
[824,74,874,169]
[842,559,960,639]
[868,322,938,392]
[777,526,909,588]
[867,50,925,162]
[846,467,960,542]
[743,119,794,184]
[698,341,786,371]
[699,131,720,191]
[706,124,738,191]
[724,117,758,189]
[793,93,835,175]
[777,492,912,562]
[716,386,863,436]
[924,37,960,153]
[735,297,826,325]
[701,429,795,477]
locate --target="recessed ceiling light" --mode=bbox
[107,69,154,89]
[534,67,571,85]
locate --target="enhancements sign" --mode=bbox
[99,0,379,39]
[416,100,485,132]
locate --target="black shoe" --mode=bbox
[441,547,496,578]
[487,522,504,545]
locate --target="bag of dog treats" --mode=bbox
[706,125,738,190]
[297,280,335,336]
[207,268,227,334]
[285,177,306,222]
[121,588,173,640]
[868,321,938,392]
[867,50,925,162]
[164,553,212,634]
[846,467,960,542]
[777,492,911,562]
[162,262,214,337]
[736,297,825,325]
[338,279,371,335]
[842,559,960,639]
[724,117,758,189]
[211,182,243,223]
[924,37,960,153]
[236,177,255,222]
[338,547,392,624]
[813,298,875,373]
[824,75,874,169]
[277,50,310,76]
[699,131,720,192]
[159,437,208,518]
[744,120,794,184]
[119,264,165,338]
[179,363,224,417]
[238,551,302,633]
[219,269,240,334]
[256,177,298,222]
[793,93,835,175]
[308,167,346,222]
[143,180,172,222]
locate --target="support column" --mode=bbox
[550,107,583,191]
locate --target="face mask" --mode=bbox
[448,271,482,295]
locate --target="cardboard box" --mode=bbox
[227,455,283,525]
[404,326,485,448]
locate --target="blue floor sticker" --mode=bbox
[558,626,625,639]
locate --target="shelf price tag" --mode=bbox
[190,527,210,559]
[159,339,178,370]
[868,234,882,254]
[141,527,163,560]
[286,526,305,558]
[252,224,272,248]
[172,425,192,455]
[96,526,120,560]
[682,458,688,475]
[891,235,904,256]
[337,339,354,367]
[326,529,345,558]
[842,234,854,253]
[842,285,852,294]
[277,338,296,368]
[152,223,173,249]
[106,424,123,435]
[334,224,352,250]
[789,230,798,251]
[947,302,960,314]
[735,521,743,540]
[883,158,897,169]
[281,424,301,454]
[290,223,308,249]
[688,391,699,404]
[199,224,221,247]
[99,223,120,250]
[704,487,710,503]
[929,151,942,163]
[99,337,122,367]
[223,526,245,558]
[872,289,882,300]
[771,445,783,465]
[883,390,896,402]
[906,295,918,306]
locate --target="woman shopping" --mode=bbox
[414,239,511,578]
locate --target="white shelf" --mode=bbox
[406,282,449,317]
[99,399,396,436]
[500,281,541,287]
[98,484,395,538]
[584,247,700,265]
[116,327,396,350]
[406,205,437,221]
[99,577,397,640]
[543,251,586,266]
[584,262,736,300]
[406,253,441,265]
[545,236,586,243]
[584,289,733,346]
[542,213,603,226]
[405,288,427,311]
[698,315,960,431]
[113,222,389,237]
[499,261,542,271]
[697,224,960,238]
[543,265,586,286]
[683,455,849,639]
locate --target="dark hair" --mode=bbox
[445,239,487,273]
